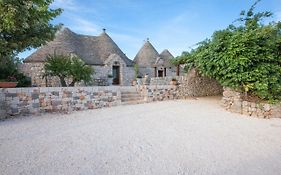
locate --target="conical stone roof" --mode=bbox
[160,49,174,60]
[159,49,174,67]
[133,40,160,67]
[24,28,133,66]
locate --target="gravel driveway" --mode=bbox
[1,97,281,175]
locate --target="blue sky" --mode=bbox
[19,0,281,60]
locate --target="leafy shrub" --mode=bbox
[44,53,94,87]
[0,55,31,87]
[177,1,281,102]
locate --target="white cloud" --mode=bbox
[51,0,78,11]
[70,17,100,35]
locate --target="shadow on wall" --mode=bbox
[178,68,223,97]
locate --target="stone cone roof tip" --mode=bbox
[133,40,160,67]
[157,49,174,67]
[160,49,174,59]
[24,27,133,66]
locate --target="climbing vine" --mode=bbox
[177,0,281,102]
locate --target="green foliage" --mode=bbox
[134,64,139,79]
[69,57,93,86]
[171,52,194,72]
[44,54,94,87]
[15,72,31,87]
[0,0,62,87]
[0,55,18,80]
[0,55,31,87]
[0,0,62,58]
[178,0,281,101]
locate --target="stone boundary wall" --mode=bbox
[178,69,223,97]
[0,85,179,119]
[138,85,178,102]
[221,87,281,119]
[147,69,223,97]
[0,87,122,119]
[149,76,181,85]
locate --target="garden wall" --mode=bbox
[221,87,281,118]
[0,87,121,119]
[0,85,179,119]
[148,68,223,97]
[138,85,178,102]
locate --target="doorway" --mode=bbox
[112,66,120,85]
[158,70,163,77]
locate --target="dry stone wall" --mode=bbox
[178,69,223,97]
[147,69,223,97]
[0,85,179,119]
[138,85,178,102]
[0,87,121,118]
[221,87,281,119]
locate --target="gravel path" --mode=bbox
[0,97,281,175]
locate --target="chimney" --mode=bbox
[102,28,106,33]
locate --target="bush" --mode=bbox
[178,1,281,102]
[15,73,31,87]
[0,56,31,87]
[44,53,94,87]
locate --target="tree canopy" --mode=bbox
[0,0,62,86]
[0,0,62,58]
[175,0,281,102]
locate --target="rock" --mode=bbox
[250,103,256,108]
[242,101,248,107]
[263,104,271,112]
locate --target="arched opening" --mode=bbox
[112,65,120,85]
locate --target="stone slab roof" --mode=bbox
[24,28,133,66]
[159,49,174,67]
[133,40,160,67]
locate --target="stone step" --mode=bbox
[121,90,144,103]
[121,91,139,95]
[121,100,145,105]
[121,93,142,98]
[121,97,144,102]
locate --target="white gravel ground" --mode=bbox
[0,97,281,175]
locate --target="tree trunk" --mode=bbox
[176,65,180,76]
[59,77,67,87]
[69,80,76,87]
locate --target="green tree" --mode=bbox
[44,54,94,87]
[68,57,93,86]
[0,0,62,86]
[179,0,281,102]
[0,54,31,87]
[0,0,62,57]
